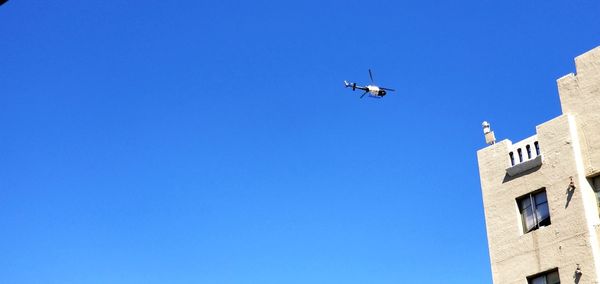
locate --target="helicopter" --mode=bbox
[344,69,395,99]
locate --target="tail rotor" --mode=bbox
[344,80,357,91]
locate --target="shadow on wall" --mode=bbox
[502,165,542,183]
[565,181,576,209]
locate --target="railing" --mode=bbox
[506,135,543,176]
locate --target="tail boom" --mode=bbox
[344,80,357,91]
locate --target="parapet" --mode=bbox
[505,135,542,176]
[556,45,600,176]
[480,46,600,177]
[557,45,600,116]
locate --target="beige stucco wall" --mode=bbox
[477,46,600,284]
[557,46,600,177]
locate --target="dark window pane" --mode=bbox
[536,203,550,226]
[546,271,560,284]
[520,197,532,210]
[522,206,536,232]
[534,191,547,204]
[593,177,600,192]
[530,275,546,284]
[592,178,600,215]
[535,191,550,227]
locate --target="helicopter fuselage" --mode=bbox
[344,70,394,99]
[366,85,385,97]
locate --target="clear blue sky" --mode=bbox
[1,1,599,283]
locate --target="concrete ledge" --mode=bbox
[506,155,543,177]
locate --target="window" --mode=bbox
[591,176,600,213]
[526,145,532,159]
[518,189,550,233]
[528,269,560,284]
[592,176,600,192]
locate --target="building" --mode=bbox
[477,46,600,284]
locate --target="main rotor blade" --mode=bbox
[381,87,395,91]
[368,69,374,83]
[360,91,369,98]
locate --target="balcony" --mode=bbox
[506,135,543,176]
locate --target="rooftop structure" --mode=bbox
[477,46,600,284]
